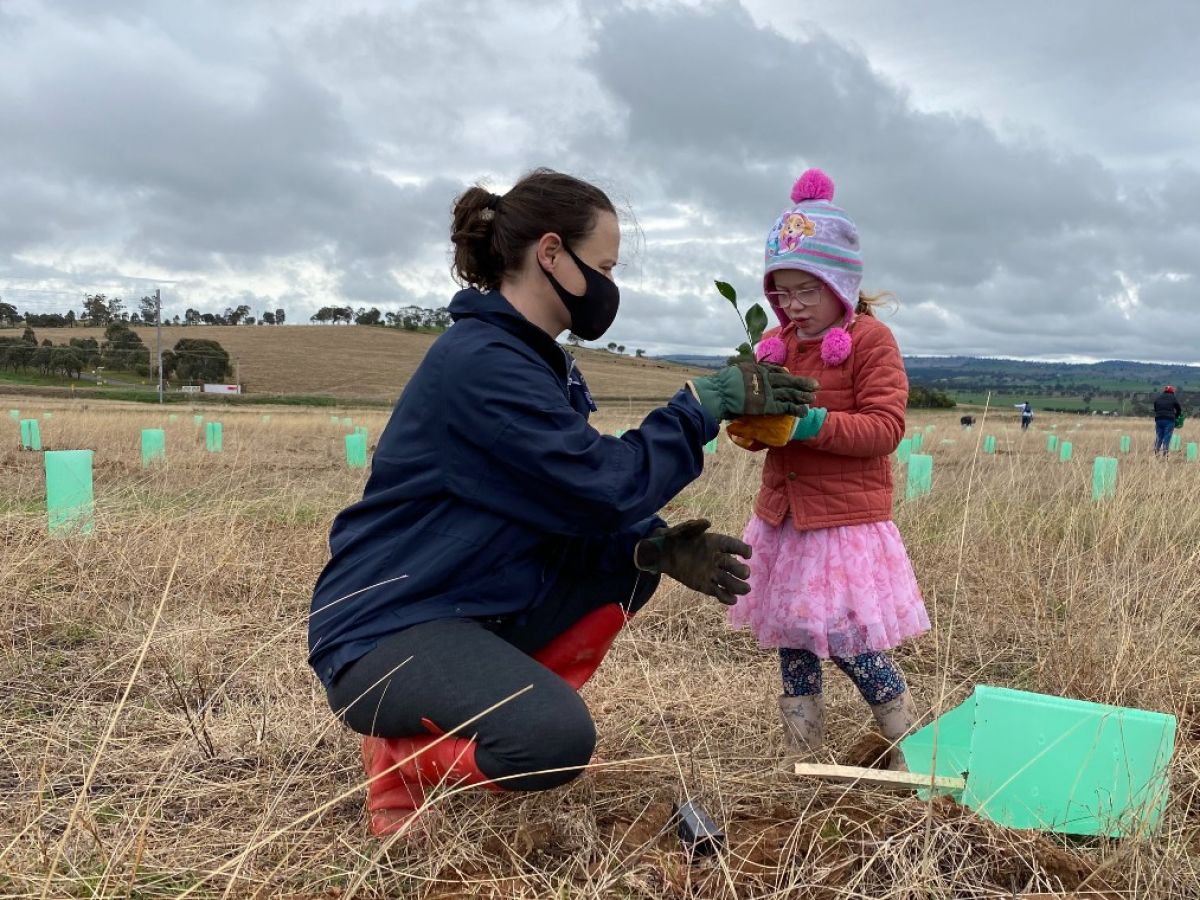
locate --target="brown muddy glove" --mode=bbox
[634,518,752,606]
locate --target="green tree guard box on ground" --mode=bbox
[45,449,95,536]
[345,432,368,469]
[703,437,717,455]
[911,432,923,451]
[1092,456,1118,501]
[1188,443,1198,462]
[1170,434,1181,452]
[8,409,18,420]
[354,426,368,442]
[20,419,42,451]
[205,421,223,453]
[1120,435,1131,453]
[895,437,912,464]
[194,414,203,427]
[342,417,353,427]
[1059,441,1073,462]
[1047,434,1058,452]
[330,415,340,424]
[142,429,166,467]
[168,414,179,423]
[43,411,52,419]
[905,453,932,500]
[901,685,1175,837]
[262,414,272,423]
[983,435,996,454]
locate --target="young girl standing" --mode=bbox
[726,169,930,770]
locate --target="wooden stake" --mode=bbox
[793,763,966,793]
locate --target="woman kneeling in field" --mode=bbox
[307,168,818,836]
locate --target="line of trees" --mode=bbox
[307,305,453,331]
[0,324,231,383]
[0,295,287,329]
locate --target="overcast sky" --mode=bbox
[2,0,1198,362]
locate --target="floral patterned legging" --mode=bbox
[780,647,907,705]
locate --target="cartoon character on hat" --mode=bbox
[758,168,863,368]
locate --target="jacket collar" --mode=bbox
[449,288,569,379]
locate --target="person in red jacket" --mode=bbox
[725,169,930,770]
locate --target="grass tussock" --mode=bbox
[2,400,1199,898]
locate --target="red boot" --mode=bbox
[362,732,498,836]
[532,603,628,690]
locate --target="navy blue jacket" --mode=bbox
[308,289,718,687]
[1153,392,1182,421]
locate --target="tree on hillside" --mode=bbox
[82,294,112,326]
[635,349,645,358]
[0,300,18,327]
[355,307,383,326]
[170,338,231,383]
[275,308,286,325]
[261,310,276,325]
[21,326,37,344]
[566,333,582,346]
[616,345,625,354]
[606,342,617,352]
[101,322,150,374]
[69,337,100,367]
[138,295,159,324]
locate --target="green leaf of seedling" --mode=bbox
[745,303,768,346]
[714,280,738,307]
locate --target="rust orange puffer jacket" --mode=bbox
[751,314,908,532]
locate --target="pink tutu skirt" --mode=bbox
[727,516,929,658]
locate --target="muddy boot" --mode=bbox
[778,694,825,759]
[362,731,500,837]
[870,690,918,771]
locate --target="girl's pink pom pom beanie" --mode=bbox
[762,169,864,359]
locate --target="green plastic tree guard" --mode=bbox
[330,414,340,424]
[1120,435,1131,453]
[355,425,368,440]
[1170,434,1181,452]
[983,435,996,454]
[895,437,912,464]
[901,685,1176,837]
[1059,441,1073,462]
[19,419,42,451]
[703,437,717,455]
[205,421,223,453]
[905,453,933,500]
[345,432,368,469]
[43,411,52,420]
[141,428,166,467]
[1091,456,1117,501]
[8,409,19,420]
[1047,434,1058,452]
[45,449,95,536]
[1188,442,1198,463]
[911,432,923,451]
[168,413,179,423]
[261,414,272,423]
[194,414,204,427]
[342,417,353,427]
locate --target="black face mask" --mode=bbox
[540,243,620,341]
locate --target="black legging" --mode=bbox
[326,559,659,791]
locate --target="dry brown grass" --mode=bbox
[0,326,706,403]
[3,400,1200,898]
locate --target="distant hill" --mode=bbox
[0,325,707,403]
[659,352,1200,414]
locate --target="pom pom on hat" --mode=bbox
[791,169,835,204]
[754,335,787,365]
[820,327,852,366]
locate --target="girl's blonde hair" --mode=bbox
[855,290,895,318]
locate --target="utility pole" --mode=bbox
[156,288,163,404]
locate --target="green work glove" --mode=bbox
[634,518,752,606]
[688,363,819,422]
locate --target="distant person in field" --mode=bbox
[1153,385,1183,457]
[724,169,929,770]
[1020,401,1033,430]
[307,169,818,837]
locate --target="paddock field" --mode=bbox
[2,399,1198,898]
